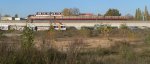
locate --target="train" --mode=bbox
[30,16,131,20]
[29,12,132,20]
[0,24,66,31]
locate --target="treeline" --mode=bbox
[135,6,150,21]
[62,8,121,16]
[62,6,150,21]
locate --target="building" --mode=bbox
[1,17,13,21]
[14,18,20,20]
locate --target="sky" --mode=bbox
[0,0,150,17]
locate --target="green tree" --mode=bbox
[138,8,143,20]
[3,14,11,17]
[15,14,18,18]
[135,9,138,20]
[104,8,121,16]
[135,8,143,20]
[21,26,34,49]
[144,6,149,21]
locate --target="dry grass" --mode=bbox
[0,28,150,64]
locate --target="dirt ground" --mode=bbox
[34,37,143,52]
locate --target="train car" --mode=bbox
[0,25,9,30]
[29,12,131,20]
[30,16,130,20]
[53,24,66,30]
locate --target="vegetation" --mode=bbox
[3,14,11,17]
[21,26,34,49]
[14,14,19,18]
[60,6,150,21]
[62,8,80,16]
[135,8,143,20]
[0,29,3,38]
[145,33,150,44]
[0,25,150,64]
[144,6,150,21]
[135,6,150,21]
[104,8,121,16]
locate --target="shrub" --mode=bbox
[21,26,34,49]
[145,34,150,45]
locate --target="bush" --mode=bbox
[21,26,34,49]
[0,30,3,37]
[145,34,150,44]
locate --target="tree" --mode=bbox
[98,13,102,16]
[15,14,18,18]
[3,14,11,17]
[71,8,80,16]
[135,9,138,20]
[104,8,121,16]
[144,6,149,21]
[135,8,143,20]
[62,8,80,16]
[62,8,72,16]
[21,26,34,49]
[125,13,134,20]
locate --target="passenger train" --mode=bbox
[29,12,132,20]
[0,24,66,31]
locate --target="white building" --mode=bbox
[1,17,13,21]
[15,18,20,20]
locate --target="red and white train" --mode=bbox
[29,12,132,20]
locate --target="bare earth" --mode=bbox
[35,37,143,52]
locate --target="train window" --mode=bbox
[44,12,46,15]
[39,12,42,15]
[45,12,47,15]
[54,13,56,15]
[61,26,66,28]
[50,12,52,15]
[42,12,45,15]
[36,12,39,15]
[55,12,58,15]
[47,12,49,15]
[54,26,58,28]
[59,13,62,15]
[51,13,54,15]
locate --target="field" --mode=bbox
[0,26,150,64]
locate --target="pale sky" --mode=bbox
[0,0,149,17]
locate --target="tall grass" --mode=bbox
[0,28,150,64]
